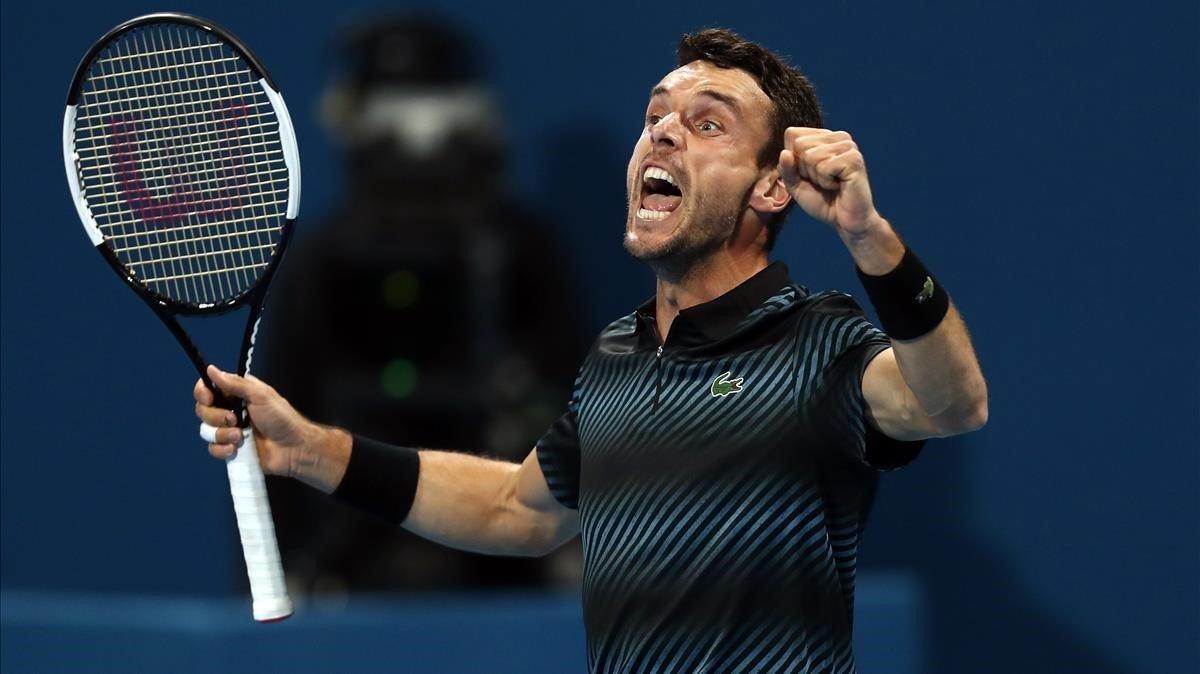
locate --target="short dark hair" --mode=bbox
[677,29,823,250]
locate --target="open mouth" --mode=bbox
[637,165,683,221]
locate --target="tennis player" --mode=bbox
[196,28,987,673]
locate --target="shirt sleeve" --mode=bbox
[535,373,583,509]
[803,292,924,471]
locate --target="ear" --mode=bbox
[748,168,791,215]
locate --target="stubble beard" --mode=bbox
[624,191,744,284]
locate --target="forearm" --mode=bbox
[292,427,564,556]
[847,218,988,431]
[889,305,988,430]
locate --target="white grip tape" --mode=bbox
[225,431,293,621]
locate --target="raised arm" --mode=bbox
[779,127,988,440]
[194,366,579,557]
[858,294,987,440]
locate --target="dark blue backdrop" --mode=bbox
[2,1,1196,673]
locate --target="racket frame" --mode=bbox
[67,13,278,109]
[64,11,299,400]
[63,12,300,622]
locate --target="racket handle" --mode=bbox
[225,430,293,622]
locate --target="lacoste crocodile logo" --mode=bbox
[710,371,744,397]
[915,276,935,304]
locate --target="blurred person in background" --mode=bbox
[257,14,584,595]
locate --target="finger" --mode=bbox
[783,127,833,146]
[787,137,816,185]
[813,149,866,187]
[806,146,864,189]
[789,133,838,185]
[787,129,850,154]
[798,140,858,191]
[202,424,245,445]
[790,131,851,159]
[217,426,246,445]
[194,378,214,405]
[801,139,857,166]
[195,401,237,427]
[207,365,262,403]
[208,442,237,460]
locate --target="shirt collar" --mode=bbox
[635,261,794,348]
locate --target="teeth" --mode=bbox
[637,208,671,221]
[643,166,677,187]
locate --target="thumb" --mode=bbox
[778,149,800,191]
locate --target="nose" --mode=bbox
[650,113,683,150]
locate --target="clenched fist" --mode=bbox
[778,127,884,238]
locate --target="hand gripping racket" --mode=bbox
[62,13,298,621]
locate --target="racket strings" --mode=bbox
[80,145,287,196]
[85,55,245,83]
[80,27,257,303]
[72,23,289,306]
[91,40,225,66]
[146,26,273,302]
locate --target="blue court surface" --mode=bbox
[2,574,922,673]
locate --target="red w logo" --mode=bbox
[107,102,249,226]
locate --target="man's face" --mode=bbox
[624,61,777,267]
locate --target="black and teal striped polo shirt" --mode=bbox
[537,262,923,674]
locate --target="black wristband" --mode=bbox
[856,247,950,340]
[333,435,420,526]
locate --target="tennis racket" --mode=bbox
[62,13,298,622]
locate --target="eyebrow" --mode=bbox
[649,86,742,115]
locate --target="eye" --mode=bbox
[646,114,662,126]
[697,120,721,133]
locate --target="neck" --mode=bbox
[653,248,769,343]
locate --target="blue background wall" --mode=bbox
[2,1,1196,673]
